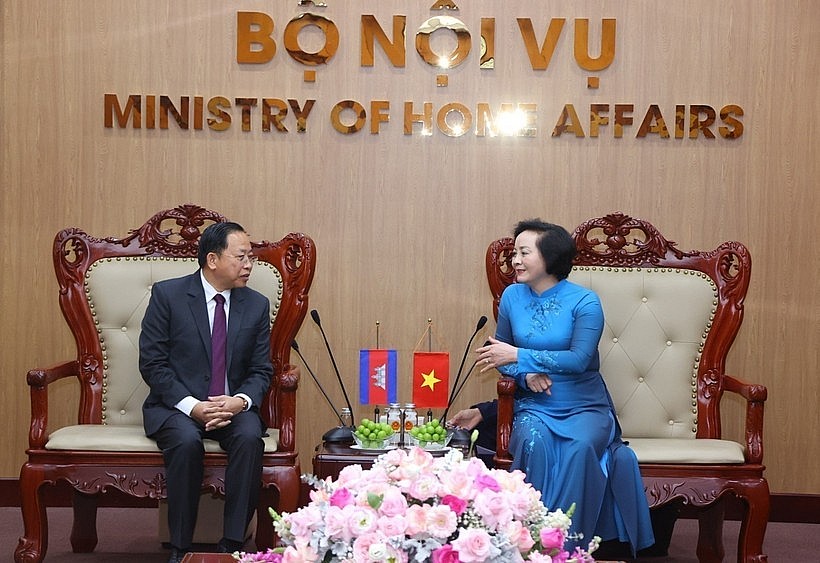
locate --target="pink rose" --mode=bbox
[377,514,407,537]
[503,520,535,553]
[451,527,500,562]
[474,473,501,492]
[440,494,467,516]
[324,505,353,542]
[285,505,321,538]
[404,504,428,536]
[473,490,513,529]
[540,527,566,550]
[431,544,460,563]
[407,473,439,501]
[438,470,478,501]
[329,487,353,508]
[280,538,319,563]
[378,487,409,517]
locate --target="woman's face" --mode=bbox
[512,230,550,289]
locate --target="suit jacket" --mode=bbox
[139,271,273,436]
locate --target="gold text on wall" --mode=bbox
[104,10,744,140]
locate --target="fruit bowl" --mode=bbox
[352,433,394,450]
[406,419,453,450]
[352,418,395,450]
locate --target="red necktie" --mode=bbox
[208,293,227,397]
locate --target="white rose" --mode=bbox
[368,541,393,561]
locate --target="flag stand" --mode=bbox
[411,320,450,409]
[359,322,399,410]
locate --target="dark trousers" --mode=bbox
[152,410,265,550]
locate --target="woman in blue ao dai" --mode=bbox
[477,219,654,556]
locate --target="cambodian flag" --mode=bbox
[359,349,398,405]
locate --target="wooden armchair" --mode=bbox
[486,213,769,563]
[15,205,315,563]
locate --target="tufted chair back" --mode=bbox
[85,258,284,427]
[566,266,715,440]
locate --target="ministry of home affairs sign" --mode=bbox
[104,1,744,140]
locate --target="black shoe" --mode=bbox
[595,539,635,561]
[167,547,188,563]
[217,538,244,553]
[637,543,669,557]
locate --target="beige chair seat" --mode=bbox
[626,438,745,464]
[45,424,280,453]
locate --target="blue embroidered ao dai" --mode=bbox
[496,279,654,553]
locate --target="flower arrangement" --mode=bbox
[234,447,598,563]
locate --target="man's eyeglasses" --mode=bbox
[227,254,257,264]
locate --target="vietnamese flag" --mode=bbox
[412,351,450,408]
[359,349,398,405]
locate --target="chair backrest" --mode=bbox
[53,204,315,430]
[485,212,750,440]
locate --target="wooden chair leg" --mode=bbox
[256,467,301,549]
[70,491,99,553]
[736,480,770,563]
[255,488,278,549]
[697,501,726,563]
[15,466,47,563]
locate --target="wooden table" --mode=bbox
[311,441,465,481]
[180,554,236,562]
[311,442,382,480]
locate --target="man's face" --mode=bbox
[206,230,254,291]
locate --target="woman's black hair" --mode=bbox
[513,219,576,280]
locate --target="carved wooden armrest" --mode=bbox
[273,364,300,453]
[26,360,81,448]
[494,377,516,470]
[723,373,767,464]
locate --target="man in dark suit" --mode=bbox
[139,221,273,563]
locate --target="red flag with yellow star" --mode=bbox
[412,351,450,408]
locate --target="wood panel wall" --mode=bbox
[2,1,818,495]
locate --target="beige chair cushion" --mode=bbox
[45,257,283,451]
[625,438,745,464]
[45,424,280,452]
[567,267,746,464]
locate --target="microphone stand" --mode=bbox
[440,317,487,424]
[290,341,353,443]
[311,310,357,427]
[448,358,481,411]
[444,357,485,450]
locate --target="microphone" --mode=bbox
[291,340,352,443]
[440,316,488,424]
[310,309,356,426]
[443,340,491,449]
[447,340,492,408]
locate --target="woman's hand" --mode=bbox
[477,337,518,373]
[525,373,552,394]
